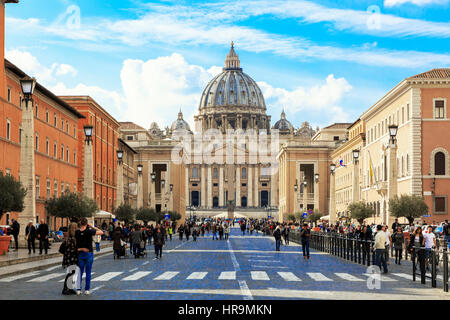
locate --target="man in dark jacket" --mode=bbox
[37,219,49,254]
[131,225,143,258]
[273,226,282,251]
[25,221,37,254]
[10,219,20,250]
[153,224,165,259]
[300,224,311,259]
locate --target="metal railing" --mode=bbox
[288,230,449,293]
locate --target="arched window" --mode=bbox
[242,167,247,179]
[435,152,446,175]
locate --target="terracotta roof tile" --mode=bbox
[119,122,146,130]
[408,68,450,79]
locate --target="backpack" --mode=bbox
[58,240,67,254]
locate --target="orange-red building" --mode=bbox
[59,96,120,215]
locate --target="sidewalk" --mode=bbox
[0,241,113,278]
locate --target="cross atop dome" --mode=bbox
[224,41,241,70]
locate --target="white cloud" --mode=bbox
[7,1,450,69]
[120,53,221,129]
[258,74,352,125]
[51,82,125,120]
[5,49,78,84]
[384,0,449,7]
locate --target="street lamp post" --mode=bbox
[387,125,398,225]
[18,76,37,245]
[302,179,308,215]
[82,125,94,200]
[116,150,124,209]
[137,164,143,208]
[352,149,360,203]
[329,163,336,224]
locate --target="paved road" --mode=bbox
[0,227,448,300]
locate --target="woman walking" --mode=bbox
[61,222,78,295]
[75,218,104,295]
[408,227,426,283]
[392,226,404,265]
[112,226,125,259]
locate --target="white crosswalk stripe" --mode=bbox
[27,273,65,282]
[121,271,152,281]
[0,271,41,282]
[218,271,236,280]
[307,273,333,281]
[335,273,364,282]
[154,271,179,280]
[186,272,208,280]
[58,272,96,282]
[363,273,398,281]
[251,271,270,281]
[277,272,301,281]
[92,272,123,282]
[392,273,413,280]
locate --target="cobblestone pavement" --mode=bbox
[0,228,448,300]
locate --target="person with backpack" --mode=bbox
[60,222,79,295]
[75,218,104,295]
[273,225,282,251]
[300,223,311,259]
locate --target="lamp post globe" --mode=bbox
[388,125,398,144]
[352,149,360,162]
[330,163,336,174]
[314,173,319,182]
[83,125,94,144]
[117,150,124,164]
[151,172,156,182]
[137,164,143,175]
[20,76,36,101]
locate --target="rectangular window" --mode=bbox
[435,100,445,119]
[36,176,40,199]
[35,104,38,118]
[407,104,410,121]
[46,139,49,155]
[434,196,447,214]
[61,145,64,160]
[54,180,58,198]
[54,142,57,158]
[74,184,77,193]
[46,179,51,200]
[6,120,10,140]
[35,134,39,151]
[74,150,76,164]
[54,114,57,127]
[7,87,11,102]
[61,182,64,196]
[19,128,22,144]
[6,169,11,176]
[66,147,69,163]
[46,110,49,123]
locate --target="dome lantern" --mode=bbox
[224,41,241,71]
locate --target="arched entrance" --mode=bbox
[191,191,199,207]
[260,191,269,207]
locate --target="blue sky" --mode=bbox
[4,0,450,129]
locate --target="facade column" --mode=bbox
[314,164,319,212]
[207,166,212,208]
[201,165,206,208]
[236,166,241,207]
[185,166,189,207]
[161,171,166,213]
[329,171,336,224]
[18,98,36,245]
[271,170,277,207]
[219,166,224,207]
[254,165,259,207]
[387,142,398,225]
[116,161,124,208]
[248,166,253,207]
[303,183,308,213]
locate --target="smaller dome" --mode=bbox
[171,110,191,132]
[273,110,293,131]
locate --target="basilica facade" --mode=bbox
[119,44,331,220]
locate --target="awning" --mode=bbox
[94,210,115,219]
[320,215,330,220]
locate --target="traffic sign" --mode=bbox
[164,214,170,220]
[302,213,308,218]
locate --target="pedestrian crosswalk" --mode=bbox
[0,270,428,284]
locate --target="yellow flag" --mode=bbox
[368,150,374,186]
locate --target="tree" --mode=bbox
[0,172,26,220]
[389,194,428,225]
[287,214,296,222]
[153,211,165,223]
[348,201,375,225]
[114,204,136,224]
[306,210,322,226]
[136,207,155,225]
[45,191,97,223]
[169,211,182,222]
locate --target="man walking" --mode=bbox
[300,224,311,259]
[10,219,20,251]
[374,225,388,273]
[273,225,282,251]
[37,219,49,255]
[25,221,37,254]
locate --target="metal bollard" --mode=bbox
[444,250,448,292]
[358,240,362,264]
[431,249,437,288]
[412,251,416,282]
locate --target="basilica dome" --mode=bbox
[273,110,293,132]
[199,42,266,112]
[170,110,190,132]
